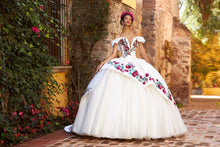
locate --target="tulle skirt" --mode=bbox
[71,57,187,139]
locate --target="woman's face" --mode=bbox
[123,15,132,26]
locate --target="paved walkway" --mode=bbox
[15,98,220,147]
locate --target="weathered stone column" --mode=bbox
[171,17,191,105]
[142,0,156,67]
[142,0,191,105]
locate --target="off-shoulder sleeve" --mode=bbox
[136,36,145,43]
[112,38,120,48]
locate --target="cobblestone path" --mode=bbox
[47,109,220,147]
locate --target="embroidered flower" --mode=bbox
[163,89,166,94]
[125,46,129,51]
[126,64,132,69]
[116,65,123,72]
[118,38,138,57]
[169,94,172,100]
[152,78,155,83]
[133,40,138,47]
[158,84,163,89]
[132,70,138,77]
[107,60,176,106]
[119,39,123,44]
[116,66,121,70]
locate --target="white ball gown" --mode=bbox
[65,36,187,140]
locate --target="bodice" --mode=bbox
[112,36,145,58]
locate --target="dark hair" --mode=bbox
[120,14,133,25]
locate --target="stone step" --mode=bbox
[190,95,220,99]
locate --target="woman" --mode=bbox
[65,12,187,140]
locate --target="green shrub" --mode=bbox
[0,0,63,145]
[0,0,113,145]
[56,101,79,125]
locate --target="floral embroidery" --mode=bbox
[119,38,139,57]
[107,61,176,105]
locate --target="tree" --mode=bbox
[180,0,220,41]
[191,33,220,88]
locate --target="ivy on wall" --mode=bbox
[67,0,111,100]
[0,0,63,145]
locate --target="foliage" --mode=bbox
[164,40,174,63]
[0,102,53,146]
[56,101,79,125]
[67,0,111,100]
[179,0,220,41]
[0,0,63,145]
[204,71,220,87]
[191,33,220,88]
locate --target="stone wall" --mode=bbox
[92,0,143,63]
[142,0,156,66]
[171,17,191,105]
[142,0,191,105]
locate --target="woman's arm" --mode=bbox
[96,43,118,72]
[139,42,149,63]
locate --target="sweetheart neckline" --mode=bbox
[115,36,142,48]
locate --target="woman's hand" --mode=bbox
[96,63,103,73]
